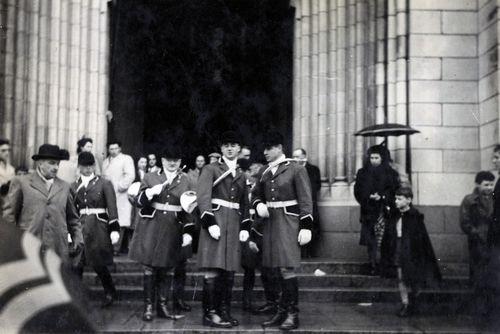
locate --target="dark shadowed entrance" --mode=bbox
[109,0,294,166]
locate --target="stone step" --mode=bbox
[83,271,469,289]
[87,285,472,304]
[102,257,469,276]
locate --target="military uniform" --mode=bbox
[252,160,313,268]
[250,131,313,330]
[72,175,119,268]
[197,159,250,271]
[129,166,194,322]
[129,170,194,267]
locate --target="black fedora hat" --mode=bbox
[32,144,64,161]
[160,146,182,160]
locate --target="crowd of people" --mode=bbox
[0,134,500,330]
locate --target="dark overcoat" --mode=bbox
[72,176,118,267]
[354,165,400,246]
[486,179,500,291]
[2,173,83,261]
[129,170,194,268]
[252,160,313,268]
[196,160,250,271]
[241,210,265,269]
[381,207,442,287]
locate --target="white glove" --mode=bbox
[256,203,270,218]
[145,184,164,199]
[239,230,249,242]
[248,241,259,253]
[67,233,73,243]
[208,225,221,240]
[182,233,193,247]
[298,229,312,246]
[110,231,120,245]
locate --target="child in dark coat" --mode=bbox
[381,186,441,317]
[459,171,494,289]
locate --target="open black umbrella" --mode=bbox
[354,123,420,137]
[354,123,420,183]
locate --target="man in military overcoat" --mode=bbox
[251,131,313,330]
[196,131,251,328]
[72,152,121,307]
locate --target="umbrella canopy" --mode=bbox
[354,123,420,137]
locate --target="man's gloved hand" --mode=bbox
[248,241,259,253]
[182,233,193,247]
[298,229,312,246]
[145,184,163,198]
[256,203,270,218]
[110,231,120,245]
[208,225,221,240]
[239,230,249,242]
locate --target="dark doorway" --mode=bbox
[109,0,294,167]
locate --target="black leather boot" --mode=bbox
[255,267,279,315]
[219,272,238,326]
[242,268,255,312]
[96,266,117,308]
[202,277,232,328]
[279,277,299,330]
[262,274,287,328]
[142,274,155,321]
[173,262,191,312]
[156,270,184,320]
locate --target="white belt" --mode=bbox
[79,208,107,215]
[266,200,298,208]
[152,202,183,212]
[211,198,240,210]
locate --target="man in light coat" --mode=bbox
[2,144,83,262]
[102,140,136,254]
[0,138,15,216]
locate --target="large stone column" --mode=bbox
[0,0,110,167]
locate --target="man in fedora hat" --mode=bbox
[252,131,313,330]
[196,131,251,328]
[2,144,83,262]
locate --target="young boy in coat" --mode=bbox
[460,171,494,288]
[382,186,441,317]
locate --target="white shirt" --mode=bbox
[164,170,177,185]
[223,156,237,177]
[270,154,287,175]
[37,168,54,191]
[81,173,95,189]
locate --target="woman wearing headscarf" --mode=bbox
[354,144,400,275]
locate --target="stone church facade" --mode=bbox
[0,0,497,261]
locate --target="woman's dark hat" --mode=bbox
[219,131,240,145]
[263,131,284,149]
[161,146,182,160]
[32,144,64,161]
[78,152,95,166]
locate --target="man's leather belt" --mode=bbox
[79,208,107,215]
[152,202,183,212]
[266,200,298,208]
[212,198,240,210]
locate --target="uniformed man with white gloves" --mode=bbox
[251,131,313,331]
[196,131,251,328]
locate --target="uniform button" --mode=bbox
[271,189,274,191]
[271,180,275,183]
[231,196,234,199]
[231,188,234,191]
[271,197,275,200]
[84,199,87,202]
[163,211,166,215]
[167,195,170,198]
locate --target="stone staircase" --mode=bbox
[84,257,471,304]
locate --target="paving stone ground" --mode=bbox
[90,301,499,333]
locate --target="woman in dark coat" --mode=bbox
[354,144,400,274]
[128,147,195,322]
[72,152,120,307]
